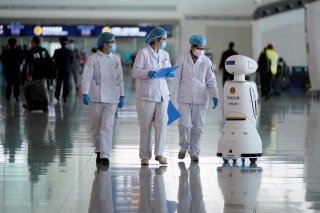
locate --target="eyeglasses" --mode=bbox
[160,37,167,41]
[107,40,116,44]
[195,46,206,51]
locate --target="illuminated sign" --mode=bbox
[1,24,172,38]
[102,26,111,33]
[33,26,68,36]
[77,25,95,36]
[6,24,25,36]
[104,26,148,37]
[33,26,42,36]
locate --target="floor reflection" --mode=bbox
[53,103,75,165]
[1,76,320,212]
[2,103,22,163]
[89,165,114,213]
[138,166,177,213]
[217,164,263,213]
[177,162,206,213]
[305,101,320,208]
[25,112,54,183]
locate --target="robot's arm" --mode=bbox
[250,81,259,100]
[249,82,259,119]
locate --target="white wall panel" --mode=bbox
[306,1,320,91]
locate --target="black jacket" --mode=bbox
[53,47,74,76]
[257,50,270,74]
[0,47,23,77]
[27,46,53,80]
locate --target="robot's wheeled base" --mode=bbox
[222,157,260,164]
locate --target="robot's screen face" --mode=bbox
[226,60,235,65]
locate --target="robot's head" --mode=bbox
[225,55,258,76]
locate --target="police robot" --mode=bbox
[217,55,262,164]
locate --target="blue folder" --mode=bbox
[167,100,180,125]
[156,66,179,77]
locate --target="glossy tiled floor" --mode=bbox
[0,73,320,213]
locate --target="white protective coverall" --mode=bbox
[81,51,124,159]
[168,51,218,157]
[132,45,171,160]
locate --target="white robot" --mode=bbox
[217,55,262,164]
[217,165,263,213]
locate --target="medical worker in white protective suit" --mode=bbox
[132,27,175,166]
[168,34,218,162]
[82,32,125,166]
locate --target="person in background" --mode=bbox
[23,36,52,110]
[130,52,137,67]
[265,44,279,98]
[277,57,290,92]
[81,32,125,166]
[90,47,97,54]
[132,27,174,166]
[257,47,271,99]
[20,44,29,86]
[69,39,81,91]
[0,46,5,77]
[26,36,52,81]
[53,36,73,103]
[0,37,23,102]
[219,42,238,85]
[168,34,218,162]
[80,47,88,75]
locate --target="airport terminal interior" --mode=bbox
[1,0,320,212]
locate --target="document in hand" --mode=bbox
[167,100,180,125]
[156,66,179,77]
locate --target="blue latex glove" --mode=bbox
[148,71,158,79]
[148,71,167,79]
[166,71,175,78]
[83,94,90,105]
[118,97,125,109]
[212,98,218,109]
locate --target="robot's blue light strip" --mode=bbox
[249,87,257,119]
[226,60,235,65]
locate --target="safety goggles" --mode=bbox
[107,40,116,44]
[195,46,206,51]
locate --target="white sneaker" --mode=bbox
[155,155,168,164]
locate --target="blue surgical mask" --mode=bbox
[109,43,116,53]
[159,41,166,50]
